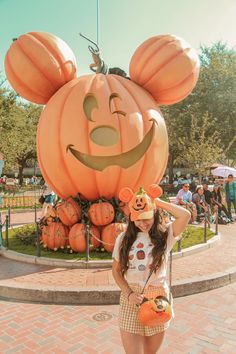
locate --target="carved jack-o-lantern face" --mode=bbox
[37,74,169,200]
[5,32,199,200]
[67,92,156,171]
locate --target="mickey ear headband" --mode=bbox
[119,184,163,221]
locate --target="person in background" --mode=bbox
[175,183,198,224]
[212,184,231,222]
[224,174,236,222]
[192,186,211,223]
[203,183,214,222]
[40,182,55,219]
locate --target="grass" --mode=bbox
[172,225,215,252]
[1,224,215,260]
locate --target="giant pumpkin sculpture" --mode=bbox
[5,32,200,200]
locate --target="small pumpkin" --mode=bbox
[101,223,127,252]
[4,32,77,104]
[88,202,115,226]
[56,197,81,226]
[42,222,69,251]
[69,223,87,252]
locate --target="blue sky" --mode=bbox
[0,0,236,78]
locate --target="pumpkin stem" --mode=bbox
[136,187,145,195]
[80,33,108,74]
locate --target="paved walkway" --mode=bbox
[0,283,235,354]
[0,212,236,291]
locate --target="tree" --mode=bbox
[0,87,42,184]
[175,112,225,182]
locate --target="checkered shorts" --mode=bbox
[118,284,173,336]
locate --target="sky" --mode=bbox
[0,0,236,80]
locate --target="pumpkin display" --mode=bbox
[56,197,81,226]
[69,223,87,252]
[5,31,199,200]
[119,201,130,217]
[88,202,115,226]
[138,296,172,326]
[42,222,69,251]
[101,223,127,252]
[4,32,77,104]
[130,34,200,105]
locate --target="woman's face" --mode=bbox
[198,187,204,195]
[134,217,154,232]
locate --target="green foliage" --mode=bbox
[15,224,37,245]
[163,41,236,180]
[0,81,42,183]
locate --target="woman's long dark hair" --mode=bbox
[119,210,168,276]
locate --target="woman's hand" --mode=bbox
[128,292,144,305]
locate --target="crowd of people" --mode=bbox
[174,174,236,224]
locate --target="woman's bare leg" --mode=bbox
[120,329,144,354]
[143,331,166,354]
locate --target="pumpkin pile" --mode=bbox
[40,196,127,253]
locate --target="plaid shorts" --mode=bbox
[118,284,173,336]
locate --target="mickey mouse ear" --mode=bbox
[147,184,163,199]
[4,32,77,105]
[119,187,134,203]
[129,34,200,105]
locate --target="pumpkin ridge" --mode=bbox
[132,37,177,84]
[106,75,123,196]
[17,36,59,92]
[37,125,63,198]
[30,32,67,83]
[130,36,164,82]
[153,69,197,95]
[153,72,198,104]
[87,74,101,198]
[5,51,48,102]
[142,47,192,89]
[58,84,83,197]
[111,75,147,192]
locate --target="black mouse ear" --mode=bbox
[129,34,200,105]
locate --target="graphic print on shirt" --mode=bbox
[137,250,145,260]
[137,242,144,248]
[138,264,146,271]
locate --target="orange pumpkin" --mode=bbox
[4,32,77,104]
[5,32,199,200]
[101,223,127,252]
[138,296,172,326]
[37,75,169,200]
[130,34,200,105]
[42,222,69,251]
[69,223,87,252]
[88,202,115,226]
[56,197,81,226]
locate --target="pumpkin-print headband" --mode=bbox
[119,184,163,221]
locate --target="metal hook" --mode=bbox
[79,33,99,53]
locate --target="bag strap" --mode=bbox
[140,250,172,303]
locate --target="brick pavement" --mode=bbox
[0,283,235,353]
[0,212,236,290]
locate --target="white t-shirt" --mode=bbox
[112,223,178,291]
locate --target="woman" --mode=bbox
[112,186,190,354]
[212,184,230,221]
[40,182,55,219]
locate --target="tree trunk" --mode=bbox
[18,164,24,186]
[168,152,174,184]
